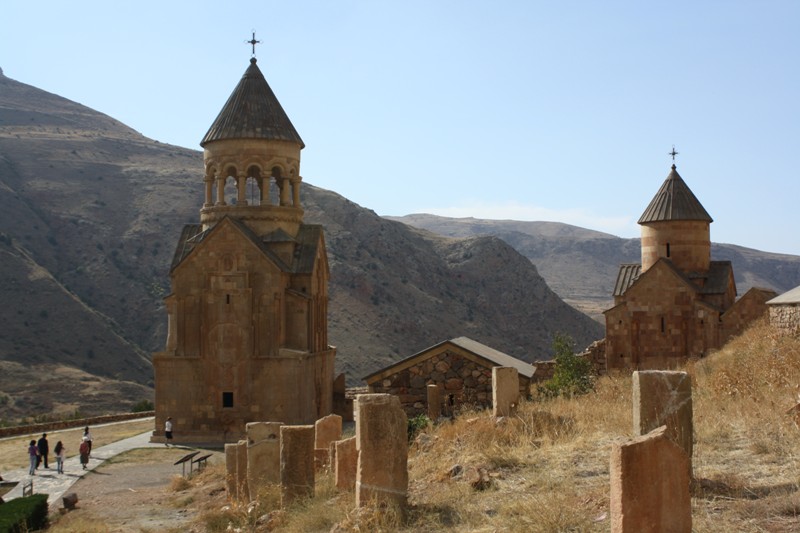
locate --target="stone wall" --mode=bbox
[530,339,606,384]
[770,304,800,336]
[367,349,529,416]
[0,411,155,439]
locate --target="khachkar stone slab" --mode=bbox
[246,421,283,497]
[224,443,238,500]
[632,370,693,460]
[427,384,441,420]
[236,440,250,501]
[335,436,357,491]
[610,426,691,533]
[356,394,408,508]
[280,425,315,507]
[492,366,519,417]
[315,414,343,450]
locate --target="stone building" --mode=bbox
[604,164,772,371]
[363,337,534,416]
[152,57,335,444]
[767,285,800,335]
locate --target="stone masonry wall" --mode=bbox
[770,305,800,336]
[368,349,528,416]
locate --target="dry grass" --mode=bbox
[0,418,154,471]
[37,320,800,531]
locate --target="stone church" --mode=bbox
[152,57,335,444]
[604,163,773,371]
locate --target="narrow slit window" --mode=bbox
[222,392,234,408]
[226,294,230,304]
[661,317,666,333]
[666,243,671,257]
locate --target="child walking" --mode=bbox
[54,441,65,474]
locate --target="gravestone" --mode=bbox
[224,443,238,499]
[280,425,315,507]
[335,436,358,491]
[427,384,442,420]
[246,421,283,496]
[236,440,249,501]
[610,426,691,533]
[314,414,342,469]
[632,370,693,459]
[355,394,408,508]
[492,366,519,417]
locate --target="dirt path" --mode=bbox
[49,448,225,533]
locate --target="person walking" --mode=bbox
[36,433,49,469]
[27,440,38,475]
[83,426,93,454]
[165,417,173,447]
[79,436,90,470]
[54,440,65,474]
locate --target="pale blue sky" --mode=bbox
[2,1,798,254]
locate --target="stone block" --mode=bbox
[632,370,693,460]
[427,384,442,420]
[610,426,691,532]
[280,425,315,507]
[355,394,408,508]
[62,492,78,510]
[224,443,238,500]
[314,448,330,471]
[315,414,343,450]
[492,367,519,417]
[335,436,357,491]
[246,421,282,496]
[236,440,249,501]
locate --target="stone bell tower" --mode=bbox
[152,55,335,444]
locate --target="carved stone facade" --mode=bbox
[363,337,533,416]
[604,164,771,371]
[152,58,335,444]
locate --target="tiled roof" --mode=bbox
[638,165,713,224]
[690,261,734,295]
[767,284,800,305]
[363,336,535,382]
[200,58,304,148]
[613,264,641,296]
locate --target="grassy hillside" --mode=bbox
[177,320,800,532]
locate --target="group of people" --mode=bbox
[27,426,93,475]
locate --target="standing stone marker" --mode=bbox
[335,436,358,491]
[246,421,283,497]
[280,425,315,507]
[492,366,519,417]
[355,394,408,508]
[632,370,693,460]
[236,440,250,501]
[427,384,442,421]
[224,443,238,499]
[314,414,342,469]
[610,426,691,533]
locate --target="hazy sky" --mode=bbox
[2,1,798,255]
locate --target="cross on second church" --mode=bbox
[246,31,261,56]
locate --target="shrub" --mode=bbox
[408,413,430,441]
[538,332,594,398]
[131,399,154,413]
[0,494,49,532]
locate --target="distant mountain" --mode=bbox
[389,214,800,320]
[0,70,603,418]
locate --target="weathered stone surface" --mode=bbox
[315,414,343,450]
[236,440,250,501]
[246,421,282,495]
[610,426,691,533]
[224,443,238,499]
[492,366,519,417]
[62,492,78,510]
[280,425,315,507]
[632,370,693,460]
[427,384,442,420]
[335,436,358,491]
[314,448,329,471]
[355,394,408,508]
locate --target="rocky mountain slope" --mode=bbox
[0,70,602,417]
[390,214,800,321]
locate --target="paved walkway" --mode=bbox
[3,428,165,509]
